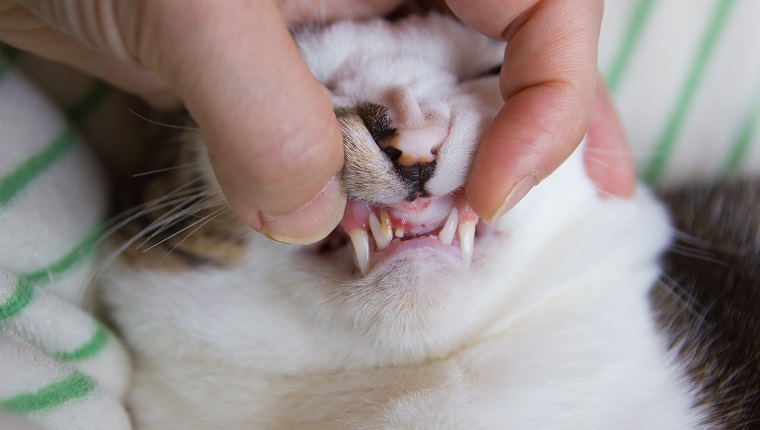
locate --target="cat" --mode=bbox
[100,14,758,429]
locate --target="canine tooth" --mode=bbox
[368,212,391,251]
[438,208,458,245]
[395,227,405,238]
[348,229,370,276]
[380,210,393,241]
[458,221,476,269]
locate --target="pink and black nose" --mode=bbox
[378,125,448,201]
[355,102,448,201]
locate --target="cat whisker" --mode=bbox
[667,244,724,265]
[132,164,194,177]
[161,208,225,261]
[94,222,162,278]
[166,194,215,220]
[719,362,752,390]
[670,228,719,250]
[128,108,199,130]
[143,206,223,253]
[96,205,196,272]
[109,187,205,227]
[106,180,205,225]
[95,196,202,261]
[657,274,710,330]
[135,196,214,249]
[103,189,207,244]
[92,186,212,275]
[667,228,748,266]
[134,203,197,250]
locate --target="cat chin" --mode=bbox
[293,238,512,355]
[367,237,463,272]
[308,247,469,315]
[354,247,464,288]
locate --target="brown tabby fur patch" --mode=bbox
[113,116,247,270]
[654,180,760,429]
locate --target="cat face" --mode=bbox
[301,15,505,206]
[296,16,503,280]
[110,15,651,367]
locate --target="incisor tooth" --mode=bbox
[368,212,391,251]
[438,208,458,245]
[380,210,393,242]
[458,221,475,269]
[348,229,370,276]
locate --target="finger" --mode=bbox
[3,0,408,107]
[276,0,405,24]
[584,76,636,198]
[138,1,346,243]
[450,0,604,221]
[0,3,178,108]
[19,0,346,244]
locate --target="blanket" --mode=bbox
[0,48,131,430]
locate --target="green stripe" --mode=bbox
[18,220,104,286]
[644,0,736,184]
[0,126,75,207]
[606,0,657,94]
[53,323,108,362]
[724,78,760,174]
[0,45,21,81]
[0,79,110,208]
[1,372,95,414]
[0,278,33,320]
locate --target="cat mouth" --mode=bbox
[313,192,481,276]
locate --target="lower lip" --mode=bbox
[369,236,461,270]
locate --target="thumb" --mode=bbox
[142,2,346,244]
[21,0,346,244]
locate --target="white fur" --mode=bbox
[101,15,699,429]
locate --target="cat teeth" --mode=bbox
[379,210,393,242]
[438,208,458,245]
[458,220,476,268]
[350,204,476,275]
[348,229,370,276]
[368,212,391,251]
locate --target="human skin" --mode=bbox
[0,0,633,243]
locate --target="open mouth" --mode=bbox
[314,192,481,276]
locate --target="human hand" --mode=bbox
[0,0,404,244]
[438,0,635,221]
[0,0,634,245]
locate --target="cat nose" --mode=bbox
[379,124,448,167]
[378,124,448,201]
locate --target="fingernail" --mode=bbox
[484,175,538,223]
[262,175,346,245]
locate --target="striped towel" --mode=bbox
[0,48,131,430]
[599,0,760,185]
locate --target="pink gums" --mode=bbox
[340,193,476,235]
